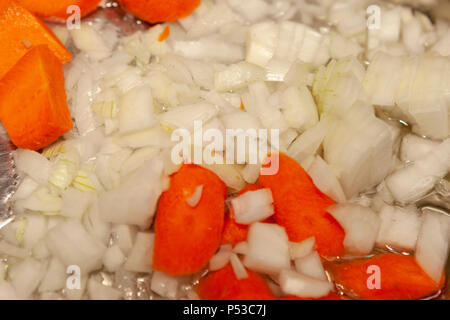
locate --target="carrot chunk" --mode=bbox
[118,0,201,23]
[153,164,227,276]
[16,0,101,22]
[259,153,345,257]
[0,0,72,79]
[328,253,445,300]
[0,45,73,150]
[196,264,275,300]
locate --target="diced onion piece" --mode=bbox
[415,210,450,283]
[0,282,19,300]
[13,149,51,184]
[187,2,237,38]
[294,251,327,281]
[328,204,380,255]
[244,222,290,275]
[201,162,246,191]
[323,102,395,198]
[38,257,66,293]
[329,32,362,59]
[99,157,166,228]
[233,242,249,255]
[289,237,315,260]
[227,0,269,22]
[45,220,106,273]
[87,278,122,300]
[119,85,155,134]
[230,253,248,279]
[61,187,93,219]
[73,169,99,192]
[111,224,136,255]
[19,187,62,213]
[150,271,179,299]
[400,134,440,163]
[209,245,232,271]
[71,23,110,60]
[102,245,126,272]
[279,269,332,298]
[142,24,170,56]
[13,177,39,201]
[215,62,265,92]
[297,27,322,63]
[22,214,47,249]
[376,205,421,251]
[118,127,172,149]
[281,85,318,131]
[307,155,346,203]
[159,102,218,130]
[363,52,404,108]
[9,258,45,299]
[124,232,154,273]
[240,163,260,184]
[385,139,450,204]
[173,38,244,63]
[49,150,80,191]
[124,36,150,64]
[0,240,29,259]
[186,185,203,207]
[287,117,331,162]
[231,189,274,225]
[246,21,278,67]
[92,100,117,119]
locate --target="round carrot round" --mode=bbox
[17,0,101,22]
[259,152,345,258]
[153,164,227,276]
[327,253,445,300]
[118,0,201,23]
[196,263,275,300]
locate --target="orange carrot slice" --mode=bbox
[281,292,342,300]
[328,253,445,300]
[153,164,227,276]
[118,0,201,23]
[158,26,170,42]
[0,45,73,150]
[222,184,259,245]
[259,153,345,257]
[16,0,101,22]
[196,263,275,300]
[0,0,72,79]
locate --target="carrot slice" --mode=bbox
[153,164,227,276]
[118,0,201,23]
[16,0,101,22]
[196,263,275,300]
[281,292,342,300]
[259,153,345,257]
[221,184,259,245]
[0,45,73,150]
[0,0,72,79]
[328,253,445,300]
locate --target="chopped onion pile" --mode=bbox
[1,0,449,300]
